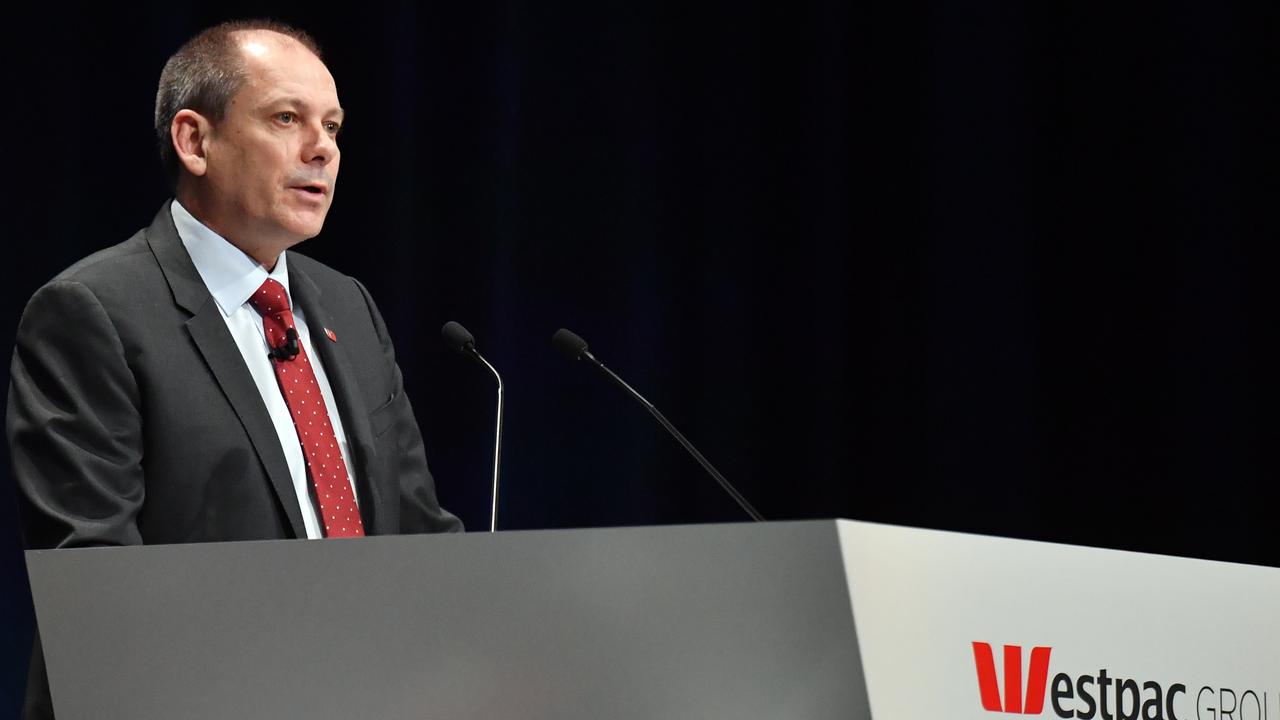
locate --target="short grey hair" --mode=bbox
[154,19,322,188]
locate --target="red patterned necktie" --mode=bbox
[248,278,365,538]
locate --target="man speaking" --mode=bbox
[7,19,461,717]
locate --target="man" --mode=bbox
[8,19,461,717]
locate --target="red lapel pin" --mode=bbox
[324,327,337,342]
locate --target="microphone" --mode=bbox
[551,328,764,522]
[442,321,504,532]
[268,327,300,361]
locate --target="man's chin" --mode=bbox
[279,211,330,243]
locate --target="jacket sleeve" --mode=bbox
[6,279,146,549]
[353,278,464,534]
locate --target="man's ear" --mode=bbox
[171,109,212,177]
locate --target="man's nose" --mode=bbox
[304,123,338,165]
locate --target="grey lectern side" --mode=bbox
[25,521,870,720]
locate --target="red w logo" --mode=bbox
[972,642,1053,714]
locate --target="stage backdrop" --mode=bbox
[1,2,1276,715]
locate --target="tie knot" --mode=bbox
[248,279,291,318]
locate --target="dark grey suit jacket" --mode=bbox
[8,201,461,716]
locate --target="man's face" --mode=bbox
[201,32,343,251]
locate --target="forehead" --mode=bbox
[232,31,340,108]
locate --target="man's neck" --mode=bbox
[173,195,282,270]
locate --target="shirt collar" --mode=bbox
[171,200,291,317]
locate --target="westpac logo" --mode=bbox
[968,641,1251,720]
[972,642,1053,714]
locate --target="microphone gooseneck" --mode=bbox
[551,327,765,522]
[441,321,504,532]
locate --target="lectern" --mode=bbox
[25,520,1280,719]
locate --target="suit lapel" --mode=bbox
[288,266,388,534]
[145,202,307,538]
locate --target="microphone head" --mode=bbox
[441,321,476,354]
[552,328,590,360]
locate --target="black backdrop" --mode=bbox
[2,2,1277,714]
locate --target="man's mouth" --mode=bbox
[290,182,328,196]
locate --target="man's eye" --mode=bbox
[276,112,296,124]
[324,121,341,135]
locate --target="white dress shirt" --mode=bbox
[171,200,359,539]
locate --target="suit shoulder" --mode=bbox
[48,229,155,290]
[20,222,178,333]
[288,251,363,296]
